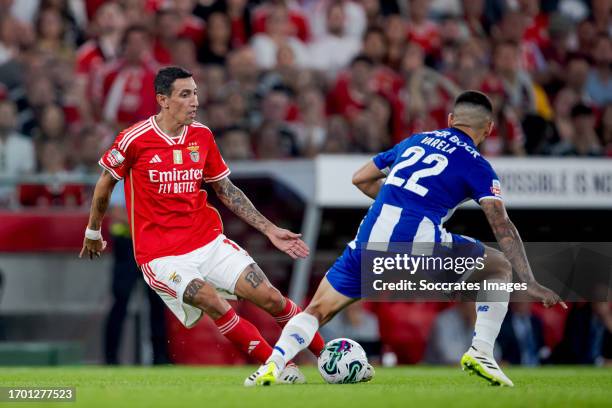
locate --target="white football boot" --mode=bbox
[277,362,306,384]
[461,346,514,387]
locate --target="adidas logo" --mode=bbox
[149,154,162,164]
[247,340,260,354]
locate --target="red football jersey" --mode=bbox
[98,116,230,265]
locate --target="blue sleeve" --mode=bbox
[467,160,503,203]
[372,142,402,171]
[109,180,125,207]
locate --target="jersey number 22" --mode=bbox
[385,146,448,196]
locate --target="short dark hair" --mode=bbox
[454,90,493,114]
[121,25,150,49]
[570,103,593,118]
[350,54,375,68]
[154,66,193,96]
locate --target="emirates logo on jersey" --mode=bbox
[149,168,204,194]
[187,143,200,162]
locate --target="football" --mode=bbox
[317,338,371,384]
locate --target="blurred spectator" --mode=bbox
[490,40,537,116]
[304,0,366,42]
[492,9,545,73]
[551,103,602,156]
[460,0,490,39]
[585,35,612,106]
[253,86,298,157]
[398,43,460,135]
[292,86,327,157]
[96,25,158,128]
[383,14,407,71]
[153,8,182,64]
[479,78,526,156]
[361,27,388,66]
[406,0,441,59]
[75,2,126,123]
[498,301,548,366]
[198,11,233,65]
[121,0,155,26]
[564,54,591,102]
[590,0,611,37]
[252,0,311,42]
[73,124,109,175]
[0,99,35,206]
[597,104,612,156]
[34,6,75,62]
[320,302,381,360]
[359,0,385,29]
[307,1,361,78]
[321,115,351,153]
[538,13,574,96]
[222,0,254,48]
[218,126,253,160]
[33,103,66,143]
[425,302,479,365]
[327,55,375,122]
[19,75,58,137]
[170,37,205,83]
[173,0,205,46]
[19,139,83,207]
[226,45,257,85]
[552,87,579,142]
[251,4,308,70]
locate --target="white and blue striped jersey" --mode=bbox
[353,127,502,245]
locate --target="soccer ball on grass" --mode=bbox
[317,338,370,384]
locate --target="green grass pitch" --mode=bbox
[1,366,610,408]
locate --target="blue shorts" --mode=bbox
[325,234,485,299]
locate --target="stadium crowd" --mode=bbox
[0,0,610,198]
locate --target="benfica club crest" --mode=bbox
[187,143,200,162]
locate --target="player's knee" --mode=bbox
[260,287,285,315]
[190,286,225,318]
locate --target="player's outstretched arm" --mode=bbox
[352,161,386,199]
[79,170,117,260]
[210,177,309,259]
[480,198,567,309]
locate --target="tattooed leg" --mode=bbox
[183,278,230,320]
[234,264,285,315]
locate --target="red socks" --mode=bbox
[214,308,272,364]
[274,297,325,356]
[213,298,326,364]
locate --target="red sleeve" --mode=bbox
[203,133,230,183]
[98,125,139,180]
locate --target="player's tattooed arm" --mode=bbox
[87,170,118,230]
[80,170,118,259]
[210,177,273,234]
[480,198,535,284]
[481,198,566,308]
